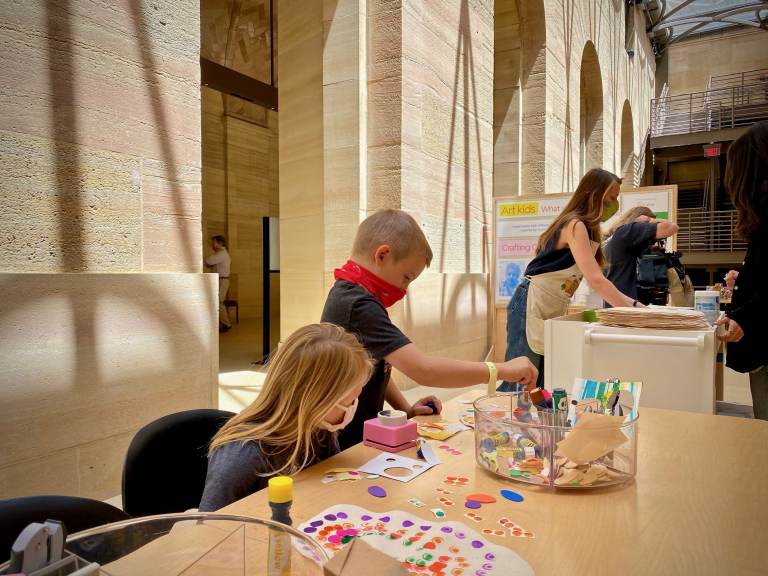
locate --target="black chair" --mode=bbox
[0,495,129,564]
[122,409,235,517]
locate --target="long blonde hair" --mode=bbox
[536,168,621,266]
[606,206,655,238]
[209,323,372,475]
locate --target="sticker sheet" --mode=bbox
[298,505,534,576]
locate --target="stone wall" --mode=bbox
[0,0,216,500]
[202,88,279,321]
[663,29,768,96]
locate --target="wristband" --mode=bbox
[486,361,498,396]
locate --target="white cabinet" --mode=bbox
[544,314,717,414]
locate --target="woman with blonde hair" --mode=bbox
[501,168,643,391]
[604,206,679,305]
[199,323,373,510]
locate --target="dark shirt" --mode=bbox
[199,434,339,511]
[604,222,658,300]
[726,229,768,373]
[525,227,575,276]
[321,280,411,449]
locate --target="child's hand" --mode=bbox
[498,357,538,390]
[409,396,442,417]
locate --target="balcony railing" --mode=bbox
[677,209,748,253]
[651,72,768,138]
[708,68,768,91]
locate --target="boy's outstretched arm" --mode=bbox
[384,379,442,418]
[387,343,538,389]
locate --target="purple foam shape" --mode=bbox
[441,526,453,533]
[337,512,348,519]
[403,520,414,528]
[483,563,493,570]
[310,520,324,527]
[324,514,337,521]
[484,553,496,561]
[303,526,317,534]
[420,525,432,531]
[471,540,484,549]
[455,532,466,540]
[378,515,391,522]
[464,500,482,509]
[361,515,372,521]
[368,486,387,498]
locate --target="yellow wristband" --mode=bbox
[486,361,498,396]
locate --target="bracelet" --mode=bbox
[486,361,498,396]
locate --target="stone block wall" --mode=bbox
[0,0,216,500]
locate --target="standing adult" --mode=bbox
[500,169,645,391]
[717,121,768,420]
[603,206,679,306]
[205,235,232,333]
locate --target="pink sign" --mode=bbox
[498,239,537,258]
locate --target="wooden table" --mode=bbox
[223,390,768,576]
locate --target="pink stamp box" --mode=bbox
[363,412,418,453]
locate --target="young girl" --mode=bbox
[500,168,644,391]
[199,323,373,511]
[717,121,768,420]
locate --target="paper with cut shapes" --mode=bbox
[416,421,468,441]
[569,378,642,423]
[298,505,535,576]
[358,453,436,483]
[554,412,628,465]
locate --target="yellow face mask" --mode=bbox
[600,200,619,222]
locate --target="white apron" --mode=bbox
[525,241,598,355]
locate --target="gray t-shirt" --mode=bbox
[604,222,658,301]
[321,280,411,450]
[199,434,339,511]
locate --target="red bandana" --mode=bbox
[334,260,406,308]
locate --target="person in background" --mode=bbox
[199,323,373,511]
[603,206,679,306]
[321,209,538,450]
[501,168,645,391]
[205,235,232,333]
[717,121,768,421]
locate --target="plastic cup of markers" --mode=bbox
[473,394,638,490]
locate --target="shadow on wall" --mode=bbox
[0,3,215,498]
[436,0,491,329]
[37,0,214,382]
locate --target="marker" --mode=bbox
[268,476,293,576]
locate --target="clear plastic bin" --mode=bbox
[474,394,638,489]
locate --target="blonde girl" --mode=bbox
[501,168,644,392]
[199,323,373,511]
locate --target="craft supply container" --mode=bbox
[473,394,638,489]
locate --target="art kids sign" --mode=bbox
[497,198,565,219]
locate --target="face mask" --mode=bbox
[319,398,358,432]
[600,200,619,222]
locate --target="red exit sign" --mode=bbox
[703,143,721,157]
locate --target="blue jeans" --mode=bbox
[498,279,545,392]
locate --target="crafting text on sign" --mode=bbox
[498,239,537,258]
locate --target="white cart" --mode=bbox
[544,314,717,414]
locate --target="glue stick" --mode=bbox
[268,476,293,576]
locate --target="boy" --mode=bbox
[321,209,538,449]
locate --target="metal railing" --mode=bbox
[708,68,768,91]
[651,74,768,138]
[677,209,748,253]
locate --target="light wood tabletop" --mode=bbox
[221,389,768,576]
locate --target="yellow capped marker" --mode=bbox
[268,476,293,505]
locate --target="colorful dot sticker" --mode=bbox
[443,476,470,486]
[431,508,446,519]
[439,497,455,506]
[500,489,524,503]
[464,512,483,523]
